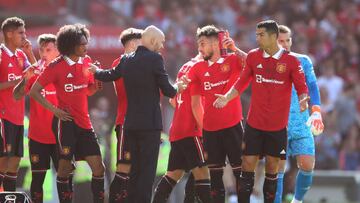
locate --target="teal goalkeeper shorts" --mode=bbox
[286,131,315,157]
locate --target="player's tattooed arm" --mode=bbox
[13,78,27,100]
[13,66,34,100]
[221,31,247,59]
[213,87,240,108]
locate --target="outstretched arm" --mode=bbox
[213,87,240,108]
[213,57,252,108]
[89,59,124,82]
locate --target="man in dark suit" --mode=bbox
[89,25,188,203]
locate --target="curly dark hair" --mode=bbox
[196,25,219,39]
[56,24,90,56]
[1,16,25,34]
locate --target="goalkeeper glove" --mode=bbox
[306,105,324,136]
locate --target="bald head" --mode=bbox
[141,25,165,52]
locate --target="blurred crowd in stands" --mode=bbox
[1,0,360,171]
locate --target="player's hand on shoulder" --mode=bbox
[88,62,100,73]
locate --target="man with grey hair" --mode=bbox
[89,25,188,203]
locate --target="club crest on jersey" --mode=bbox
[62,147,71,155]
[17,57,24,68]
[220,64,230,73]
[31,154,40,163]
[276,63,286,73]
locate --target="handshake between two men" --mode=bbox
[88,63,191,94]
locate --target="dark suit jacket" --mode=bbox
[95,46,177,130]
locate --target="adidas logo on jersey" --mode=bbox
[67,73,74,78]
[204,72,210,77]
[256,64,263,69]
[280,149,286,154]
[8,63,13,68]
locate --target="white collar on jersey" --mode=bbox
[207,57,225,66]
[0,43,16,57]
[63,55,83,66]
[263,47,285,60]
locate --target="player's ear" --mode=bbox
[5,30,12,39]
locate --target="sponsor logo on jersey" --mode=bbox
[203,80,229,90]
[64,83,88,92]
[255,74,284,85]
[8,73,22,81]
[41,89,56,97]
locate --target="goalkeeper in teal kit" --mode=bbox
[274,25,325,203]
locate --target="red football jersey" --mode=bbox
[235,48,308,131]
[25,60,57,144]
[189,54,244,131]
[37,55,94,129]
[169,58,202,142]
[111,56,127,126]
[0,44,30,125]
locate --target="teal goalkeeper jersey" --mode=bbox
[288,53,320,139]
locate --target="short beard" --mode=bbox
[203,51,213,61]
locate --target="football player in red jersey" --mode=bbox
[187,25,247,203]
[13,34,75,203]
[0,16,35,191]
[152,53,213,203]
[213,20,309,203]
[107,28,143,203]
[29,24,104,203]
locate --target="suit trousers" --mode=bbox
[125,130,161,203]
